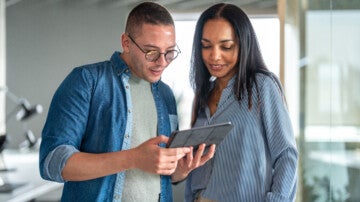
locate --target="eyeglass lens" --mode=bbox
[128,34,180,63]
[145,50,178,63]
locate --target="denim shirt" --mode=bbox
[39,51,178,202]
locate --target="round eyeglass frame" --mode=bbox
[127,34,181,63]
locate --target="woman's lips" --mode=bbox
[209,64,224,71]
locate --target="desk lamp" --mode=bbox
[0,87,43,192]
[0,86,43,168]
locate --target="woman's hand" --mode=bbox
[171,143,216,183]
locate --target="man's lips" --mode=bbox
[150,68,164,76]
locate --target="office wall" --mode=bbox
[6,1,131,148]
[0,0,5,136]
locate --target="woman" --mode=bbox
[184,3,298,202]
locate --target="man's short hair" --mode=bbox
[125,2,174,37]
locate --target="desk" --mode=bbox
[0,149,62,202]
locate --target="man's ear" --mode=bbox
[121,33,130,53]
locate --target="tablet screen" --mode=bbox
[166,122,233,150]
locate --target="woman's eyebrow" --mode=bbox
[220,39,235,43]
[201,38,234,43]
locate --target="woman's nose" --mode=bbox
[210,47,221,61]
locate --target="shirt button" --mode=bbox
[125,134,130,139]
[126,85,129,89]
[128,109,131,113]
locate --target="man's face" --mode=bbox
[123,24,176,83]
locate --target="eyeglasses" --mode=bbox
[127,34,181,63]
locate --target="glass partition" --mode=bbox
[298,0,360,201]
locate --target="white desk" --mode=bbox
[0,149,63,202]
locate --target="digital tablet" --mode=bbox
[166,122,233,151]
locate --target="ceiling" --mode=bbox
[6,0,278,16]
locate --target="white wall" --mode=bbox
[6,1,131,147]
[0,0,5,136]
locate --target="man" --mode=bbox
[39,2,214,201]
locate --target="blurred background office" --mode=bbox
[0,0,359,201]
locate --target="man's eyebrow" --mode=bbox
[143,44,177,50]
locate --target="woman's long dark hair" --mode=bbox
[190,3,273,125]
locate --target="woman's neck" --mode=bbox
[214,77,230,92]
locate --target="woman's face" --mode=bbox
[201,18,239,82]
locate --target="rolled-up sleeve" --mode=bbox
[42,145,79,182]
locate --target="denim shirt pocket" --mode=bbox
[168,114,178,133]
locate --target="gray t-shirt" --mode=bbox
[122,74,160,202]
